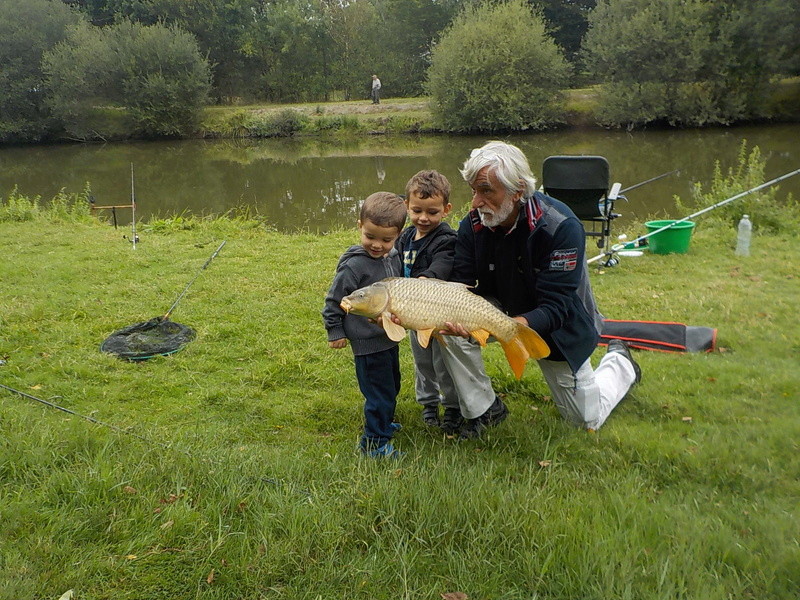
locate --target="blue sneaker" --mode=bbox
[390,421,403,433]
[362,442,405,459]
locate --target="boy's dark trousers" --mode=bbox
[355,346,400,450]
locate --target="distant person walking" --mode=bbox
[371,74,381,104]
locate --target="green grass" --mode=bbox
[1,184,799,598]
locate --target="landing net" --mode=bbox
[100,317,195,360]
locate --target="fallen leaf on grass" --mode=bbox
[441,593,468,600]
[58,590,74,600]
[207,569,215,584]
[538,460,552,468]
[682,416,693,423]
[123,486,137,495]
[125,554,137,560]
[31,384,42,390]
[160,520,174,530]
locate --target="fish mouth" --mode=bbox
[340,299,352,313]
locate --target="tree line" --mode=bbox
[1,0,797,143]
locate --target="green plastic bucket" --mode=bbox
[644,220,695,254]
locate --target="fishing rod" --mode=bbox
[0,382,167,448]
[588,167,800,265]
[0,381,310,498]
[619,169,679,194]
[163,240,227,320]
[130,163,137,249]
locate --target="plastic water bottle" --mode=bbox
[736,214,752,256]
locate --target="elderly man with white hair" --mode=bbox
[438,141,641,438]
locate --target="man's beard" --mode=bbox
[478,197,516,228]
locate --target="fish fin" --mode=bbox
[499,337,529,380]
[381,312,406,342]
[416,328,435,348]
[469,329,491,347]
[515,322,550,360]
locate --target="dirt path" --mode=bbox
[252,99,429,117]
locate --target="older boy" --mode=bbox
[396,170,463,434]
[322,192,407,457]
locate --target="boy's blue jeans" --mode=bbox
[355,346,400,450]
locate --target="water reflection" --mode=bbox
[374,156,386,184]
[1,124,798,233]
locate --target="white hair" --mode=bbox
[460,141,537,197]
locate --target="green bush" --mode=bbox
[0,185,92,223]
[0,187,41,222]
[426,0,570,133]
[304,114,364,133]
[582,0,790,128]
[676,141,799,233]
[249,109,307,137]
[44,20,211,139]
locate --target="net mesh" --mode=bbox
[101,317,196,360]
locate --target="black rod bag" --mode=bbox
[599,319,717,353]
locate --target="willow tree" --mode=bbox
[426,0,570,133]
[0,0,80,142]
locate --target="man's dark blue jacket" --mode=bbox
[451,192,603,372]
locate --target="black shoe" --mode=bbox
[421,405,440,427]
[440,407,464,436]
[607,339,642,384]
[459,396,509,440]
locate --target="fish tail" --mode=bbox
[515,322,550,361]
[499,323,551,379]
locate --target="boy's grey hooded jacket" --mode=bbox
[322,245,401,356]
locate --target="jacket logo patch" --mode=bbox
[550,248,578,271]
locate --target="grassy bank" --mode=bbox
[1,184,799,598]
[195,78,800,139]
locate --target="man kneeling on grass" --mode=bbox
[426,141,642,436]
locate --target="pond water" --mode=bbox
[1,123,798,233]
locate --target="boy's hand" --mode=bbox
[329,338,347,349]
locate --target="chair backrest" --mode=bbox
[542,155,611,221]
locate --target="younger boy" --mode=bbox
[322,192,407,457]
[396,170,463,434]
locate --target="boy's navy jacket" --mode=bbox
[396,222,457,279]
[322,245,401,356]
[451,192,603,371]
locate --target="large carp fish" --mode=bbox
[340,277,550,379]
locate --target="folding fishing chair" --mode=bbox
[542,155,623,258]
